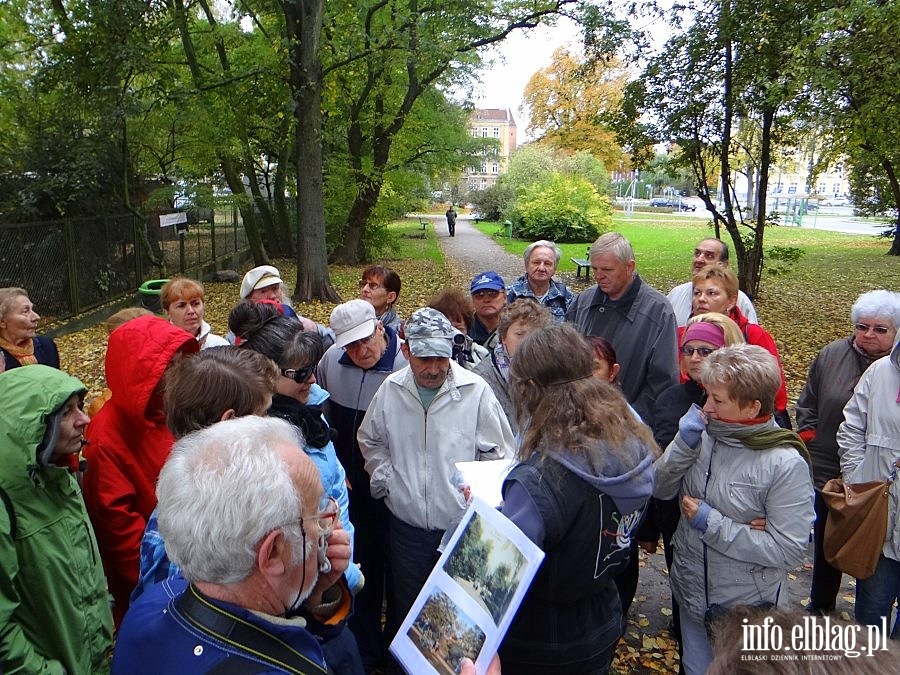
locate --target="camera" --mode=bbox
[451,332,473,365]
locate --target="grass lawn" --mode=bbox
[473,215,900,402]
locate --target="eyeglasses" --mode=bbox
[855,323,891,335]
[472,289,502,299]
[281,363,317,383]
[680,345,716,357]
[345,331,378,352]
[303,496,339,536]
[301,496,339,574]
[358,280,383,291]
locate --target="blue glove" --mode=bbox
[678,404,707,449]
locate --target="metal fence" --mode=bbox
[0,207,249,323]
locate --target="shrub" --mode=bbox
[510,172,613,242]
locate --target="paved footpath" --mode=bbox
[424,213,858,673]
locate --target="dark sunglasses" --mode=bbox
[281,364,316,383]
[472,289,502,299]
[680,345,716,357]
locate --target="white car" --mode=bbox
[822,196,849,207]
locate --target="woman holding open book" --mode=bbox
[498,324,657,674]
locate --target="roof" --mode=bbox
[470,108,517,126]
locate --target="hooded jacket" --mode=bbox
[653,418,814,625]
[837,338,900,562]
[0,365,113,674]
[499,437,655,671]
[83,315,199,626]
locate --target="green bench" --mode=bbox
[570,252,591,278]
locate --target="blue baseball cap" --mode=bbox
[470,271,505,294]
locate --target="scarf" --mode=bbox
[707,416,812,467]
[0,336,37,365]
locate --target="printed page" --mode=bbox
[454,459,516,508]
[390,497,544,675]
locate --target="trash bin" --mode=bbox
[504,220,513,238]
[138,279,169,313]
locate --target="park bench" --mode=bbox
[570,249,591,278]
[419,218,428,231]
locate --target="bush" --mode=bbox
[510,173,613,242]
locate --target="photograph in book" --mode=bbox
[390,498,544,675]
[407,588,486,675]
[444,511,527,624]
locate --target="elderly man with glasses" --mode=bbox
[112,417,352,674]
[316,299,409,673]
[468,270,507,350]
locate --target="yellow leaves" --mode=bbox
[660,607,672,616]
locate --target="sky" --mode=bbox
[469,18,582,140]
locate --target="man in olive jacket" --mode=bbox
[0,365,114,674]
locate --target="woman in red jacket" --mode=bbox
[688,265,791,428]
[82,314,199,626]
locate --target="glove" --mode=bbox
[678,404,707,449]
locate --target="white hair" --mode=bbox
[157,416,310,584]
[523,240,562,267]
[850,289,900,328]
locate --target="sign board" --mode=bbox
[159,212,188,227]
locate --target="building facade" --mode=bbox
[465,109,517,191]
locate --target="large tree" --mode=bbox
[801,0,900,254]
[615,0,823,298]
[522,46,627,168]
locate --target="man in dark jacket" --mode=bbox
[566,232,679,426]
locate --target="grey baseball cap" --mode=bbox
[404,308,455,358]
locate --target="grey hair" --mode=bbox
[157,416,310,584]
[700,344,781,416]
[0,287,29,317]
[589,232,634,264]
[850,289,900,329]
[523,240,562,267]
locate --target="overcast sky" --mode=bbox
[469,18,582,139]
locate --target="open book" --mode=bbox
[390,497,544,675]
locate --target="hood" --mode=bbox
[105,315,199,421]
[550,436,656,515]
[892,337,900,371]
[0,365,86,474]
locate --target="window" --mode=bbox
[832,183,840,195]
[818,183,826,193]
[493,127,500,138]
[491,163,499,174]
[481,178,488,189]
[788,183,797,194]
[479,162,487,173]
[481,127,488,137]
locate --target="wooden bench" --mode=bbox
[419,219,428,231]
[570,256,591,278]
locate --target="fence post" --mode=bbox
[63,218,79,314]
[210,210,216,261]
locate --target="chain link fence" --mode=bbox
[0,207,249,323]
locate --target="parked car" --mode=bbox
[822,196,849,207]
[649,197,696,211]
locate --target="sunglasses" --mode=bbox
[281,364,317,383]
[358,280,383,291]
[854,323,891,335]
[472,289,502,299]
[680,345,716,357]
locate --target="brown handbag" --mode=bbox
[821,476,890,579]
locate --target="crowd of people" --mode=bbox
[0,232,898,675]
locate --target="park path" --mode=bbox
[418,214,525,286]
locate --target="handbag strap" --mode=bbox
[702,450,714,609]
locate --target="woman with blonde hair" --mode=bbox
[498,324,656,674]
[160,277,228,349]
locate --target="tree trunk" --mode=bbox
[222,157,268,265]
[883,159,900,256]
[272,137,295,256]
[286,0,340,302]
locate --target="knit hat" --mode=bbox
[331,299,377,349]
[240,265,284,299]
[681,321,726,348]
[404,308,456,358]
